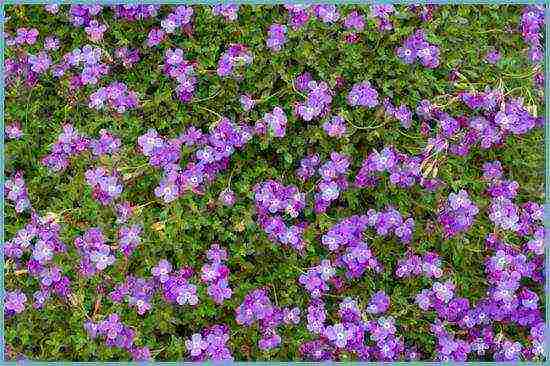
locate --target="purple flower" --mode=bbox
[85,167,124,205]
[5,290,27,316]
[219,188,236,207]
[44,4,59,14]
[324,323,352,348]
[283,307,301,325]
[85,20,107,42]
[5,171,31,213]
[438,189,479,238]
[314,5,340,23]
[186,333,209,357]
[217,44,253,77]
[482,160,503,181]
[89,82,138,113]
[397,29,440,68]
[90,245,115,270]
[344,11,365,31]
[15,28,39,45]
[322,115,347,137]
[147,28,166,47]
[152,259,172,283]
[264,106,288,138]
[432,280,455,303]
[347,81,379,108]
[5,122,23,140]
[485,49,502,64]
[90,129,121,157]
[367,290,390,314]
[28,52,52,74]
[212,4,240,21]
[44,36,60,51]
[240,94,256,111]
[267,24,287,52]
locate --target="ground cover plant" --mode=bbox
[3,3,545,362]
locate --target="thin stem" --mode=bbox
[270,284,279,307]
[136,201,155,210]
[197,105,223,120]
[117,163,149,171]
[349,120,386,130]
[256,87,291,104]
[191,88,222,103]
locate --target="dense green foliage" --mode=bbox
[4,4,544,361]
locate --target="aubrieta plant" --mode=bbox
[4,4,544,362]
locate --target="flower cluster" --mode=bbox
[217,44,253,77]
[138,118,253,203]
[395,251,444,279]
[295,153,320,182]
[85,313,150,361]
[322,115,347,138]
[235,288,299,350]
[212,4,240,21]
[114,47,140,69]
[240,94,256,111]
[6,212,65,264]
[253,180,307,252]
[53,45,109,85]
[118,224,142,257]
[299,260,337,298]
[5,122,23,140]
[408,4,439,22]
[111,5,160,21]
[11,27,39,46]
[201,244,232,304]
[284,5,312,30]
[74,227,115,277]
[85,166,124,205]
[109,276,156,315]
[5,291,28,318]
[163,48,197,102]
[161,6,194,35]
[347,81,379,108]
[344,11,365,32]
[138,128,182,170]
[293,74,334,121]
[343,10,365,43]
[396,29,440,68]
[460,91,540,149]
[115,201,135,224]
[367,291,390,314]
[5,171,31,213]
[301,296,407,361]
[88,82,139,113]
[262,106,288,138]
[266,24,287,52]
[158,262,199,307]
[438,189,479,238]
[90,129,121,158]
[147,27,166,47]
[185,324,233,360]
[314,152,351,213]
[320,214,382,279]
[383,98,413,129]
[69,5,103,27]
[4,4,545,363]
[42,124,89,172]
[5,212,71,310]
[520,6,544,63]
[370,4,395,31]
[85,20,108,42]
[313,5,340,23]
